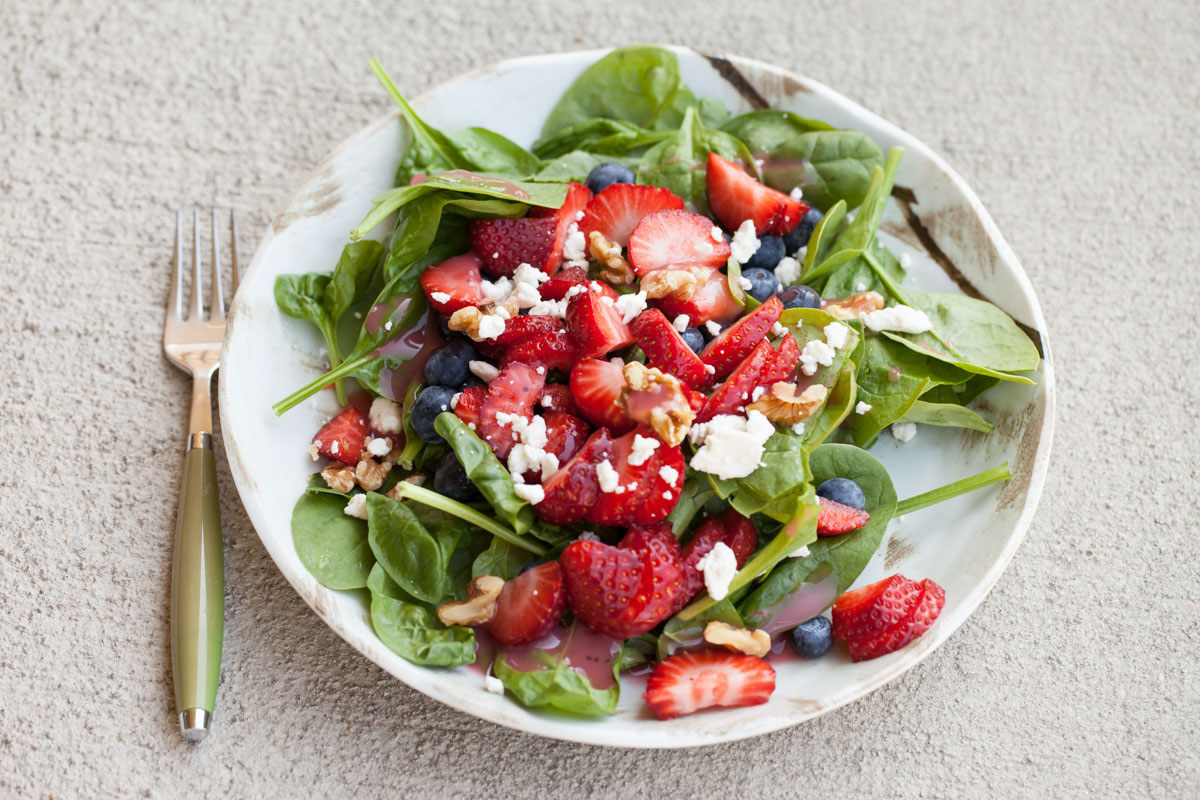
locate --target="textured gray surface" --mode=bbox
[2,0,1198,797]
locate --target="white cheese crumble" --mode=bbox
[774,256,800,287]
[710,226,724,243]
[891,422,918,443]
[369,397,402,434]
[480,277,512,304]
[672,314,690,332]
[513,483,546,504]
[484,674,505,694]
[562,222,587,267]
[799,339,835,375]
[900,252,913,269]
[495,412,548,449]
[595,459,620,493]
[507,445,559,484]
[476,314,506,340]
[689,410,776,480]
[771,321,786,338]
[627,434,661,467]
[468,360,500,383]
[787,544,811,559]
[737,275,753,291]
[789,186,804,201]
[696,542,738,601]
[823,322,852,351]
[615,290,648,323]
[343,493,368,520]
[430,291,451,304]
[578,531,600,542]
[330,439,339,455]
[366,437,391,457]
[791,422,806,436]
[730,219,760,263]
[705,320,722,337]
[861,305,934,334]
[855,281,867,292]
[855,401,873,415]
[658,465,679,485]
[751,386,767,402]
[693,240,714,257]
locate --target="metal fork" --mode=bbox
[162,209,239,741]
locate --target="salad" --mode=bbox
[274,47,1039,721]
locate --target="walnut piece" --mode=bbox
[639,267,706,301]
[448,301,517,341]
[703,621,771,658]
[437,575,505,627]
[747,381,828,424]
[620,362,695,446]
[588,230,635,286]
[355,458,393,492]
[822,290,885,321]
[321,464,356,494]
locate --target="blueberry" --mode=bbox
[433,452,477,501]
[778,284,822,310]
[743,234,785,271]
[742,267,780,304]
[410,385,457,443]
[679,326,705,354]
[462,374,486,389]
[585,162,636,195]
[816,477,866,510]
[783,207,823,254]
[423,338,478,388]
[789,615,833,659]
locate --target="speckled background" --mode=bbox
[2,1,1197,797]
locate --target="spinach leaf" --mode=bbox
[471,538,535,581]
[900,399,994,433]
[324,240,384,324]
[493,622,620,716]
[920,375,1000,406]
[738,562,837,634]
[274,273,330,331]
[721,109,833,152]
[667,476,715,537]
[533,118,669,159]
[369,58,473,184]
[821,239,905,300]
[290,491,373,590]
[386,478,546,556]
[367,564,476,667]
[636,106,757,213]
[366,492,449,605]
[435,413,536,535]
[657,600,743,661]
[727,430,813,521]
[802,365,858,449]
[801,199,847,274]
[759,131,885,212]
[446,127,542,179]
[532,151,638,183]
[616,634,658,672]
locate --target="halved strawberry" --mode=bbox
[537,384,577,416]
[494,315,566,346]
[569,358,634,432]
[477,362,545,460]
[757,331,801,386]
[531,181,592,270]
[542,410,591,467]
[619,524,687,630]
[677,510,759,607]
[627,209,732,276]
[696,339,775,423]
[706,152,809,236]
[831,574,945,662]
[844,579,945,662]
[700,295,783,380]
[469,217,558,278]
[578,183,685,247]
[312,406,368,466]
[587,429,684,527]
[419,253,485,314]
[452,384,487,430]
[816,496,871,536]
[500,330,578,373]
[565,291,635,360]
[538,266,617,302]
[643,650,776,720]
[535,428,614,525]
[654,266,744,326]
[484,561,567,646]
[629,308,713,390]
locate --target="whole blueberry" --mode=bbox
[680,326,706,354]
[423,338,478,388]
[816,477,867,510]
[585,162,636,195]
[783,207,824,254]
[410,385,457,443]
[778,284,822,310]
[462,374,486,389]
[743,234,785,271]
[790,615,834,659]
[742,267,780,304]
[433,452,477,501]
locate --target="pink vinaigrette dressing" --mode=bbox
[471,626,622,689]
[362,297,445,403]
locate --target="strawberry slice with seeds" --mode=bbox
[832,574,922,642]
[484,561,567,646]
[500,329,578,374]
[816,496,871,536]
[627,209,732,276]
[538,266,618,302]
[494,315,566,346]
[676,510,759,608]
[700,295,783,380]
[844,578,945,662]
[560,538,649,638]
[535,428,614,525]
[654,266,744,326]
[629,308,713,390]
[542,410,591,467]
[643,650,776,720]
[706,152,809,236]
[565,290,635,360]
[578,183,685,247]
[469,217,559,278]
[569,358,634,432]
[537,384,577,416]
[312,406,369,466]
[530,181,592,271]
[419,253,485,314]
[452,384,487,430]
[757,330,801,386]
[477,362,545,460]
[696,339,775,423]
[620,523,687,630]
[587,429,683,527]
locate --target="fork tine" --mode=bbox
[167,210,183,321]
[230,210,241,296]
[210,210,225,319]
[189,209,204,320]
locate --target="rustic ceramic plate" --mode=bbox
[220,47,1055,748]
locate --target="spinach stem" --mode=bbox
[389,481,547,556]
[862,249,909,303]
[894,463,1011,517]
[273,354,371,415]
[318,319,348,406]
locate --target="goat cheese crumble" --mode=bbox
[861,305,933,334]
[730,220,761,263]
[823,321,852,351]
[696,542,738,601]
[855,401,873,415]
[799,339,835,375]
[595,459,620,493]
[689,410,775,480]
[369,396,402,434]
[672,314,690,332]
[774,256,800,287]
[627,434,661,467]
[343,493,368,520]
[891,422,918,443]
[469,360,500,383]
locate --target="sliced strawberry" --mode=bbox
[535,428,614,525]
[685,386,706,412]
[627,209,732,276]
[484,562,567,646]
[706,152,809,236]
[578,183,685,247]
[565,291,635,360]
[757,331,801,386]
[569,358,634,432]
[469,217,558,278]
[538,266,617,302]
[537,384,577,416]
[696,339,775,423]
[620,523,686,630]
[587,429,684,527]
[494,315,565,346]
[831,574,922,642]
[816,496,871,536]
[500,330,578,373]
[452,384,487,430]
[312,406,368,466]
[419,253,485,313]
[530,182,592,274]
[477,363,545,460]
[542,411,591,467]
[844,578,945,662]
[654,266,744,326]
[677,510,759,607]
[629,308,713,390]
[643,650,776,720]
[700,295,783,380]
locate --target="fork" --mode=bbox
[162,209,239,741]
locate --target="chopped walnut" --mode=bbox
[639,267,707,301]
[307,441,321,461]
[437,575,505,627]
[747,381,828,424]
[448,301,518,341]
[620,362,695,446]
[354,458,392,492]
[587,230,635,286]
[822,290,885,321]
[321,464,356,494]
[703,621,772,658]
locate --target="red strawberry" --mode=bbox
[696,339,775,423]
[538,266,620,302]
[530,181,592,271]
[700,295,783,380]
[643,650,776,720]
[587,429,684,527]
[654,266,744,326]
[578,183,685,247]
[494,315,565,346]
[312,406,368,466]
[500,330,578,373]
[484,561,567,646]
[469,217,559,278]
[419,253,485,313]
[569,358,634,432]
[536,428,615,525]
[537,384,577,416]
[452,384,487,430]
[816,496,871,536]
[619,523,687,630]
[627,209,732,276]
[706,152,809,236]
[477,362,545,460]
[757,330,801,386]
[542,411,591,467]
[832,574,945,662]
[845,579,945,662]
[677,510,759,606]
[629,308,713,390]
[565,291,635,360]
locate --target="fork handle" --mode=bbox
[170,429,225,741]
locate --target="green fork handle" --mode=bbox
[170,431,224,741]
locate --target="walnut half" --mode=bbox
[620,362,695,446]
[747,381,828,424]
[436,575,505,627]
[321,464,357,494]
[588,230,635,286]
[822,290,885,321]
[355,458,393,492]
[703,621,772,658]
[639,267,707,301]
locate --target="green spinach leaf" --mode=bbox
[290,491,373,590]
[471,538,535,581]
[446,127,542,179]
[367,564,476,667]
[657,600,743,661]
[435,413,536,535]
[759,131,885,212]
[721,109,833,152]
[636,106,757,213]
[900,399,994,433]
[493,622,620,716]
[366,492,449,605]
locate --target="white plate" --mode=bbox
[220,47,1055,748]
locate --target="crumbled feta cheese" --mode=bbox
[614,290,648,323]
[450,393,460,410]
[343,493,368,520]
[469,360,500,383]
[369,397,402,434]
[704,364,716,374]
[787,544,811,559]
[536,366,545,375]
[366,437,391,457]
[658,465,679,485]
[513,262,550,286]
[823,322,852,351]
[596,459,620,492]
[730,220,760,263]
[737,276,753,291]
[627,434,661,467]
[494,412,548,449]
[693,240,714,257]
[476,314,506,340]
[861,305,933,334]
[751,386,766,402]
[855,281,867,292]
[696,542,738,601]
[480,277,512,304]
[711,226,724,243]
[891,422,918,443]
[527,298,568,318]
[855,401,873,415]
[599,295,616,307]
[513,484,545,504]
[383,320,393,331]
[672,314,690,332]
[789,186,804,201]
[771,321,786,337]
[330,439,340,455]
[774,256,801,287]
[492,305,511,320]
[663,491,673,500]
[561,222,587,266]
[574,209,585,221]
[705,320,722,337]
[689,410,776,480]
[590,281,604,294]
[791,422,806,436]
[578,531,600,542]
[799,339,835,375]
[507,444,559,484]
[430,291,451,304]
[484,674,505,694]
[900,252,913,269]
